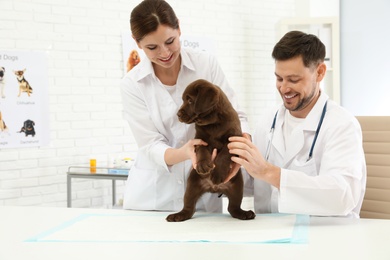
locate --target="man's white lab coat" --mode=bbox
[250,93,366,218]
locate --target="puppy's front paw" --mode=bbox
[196,160,214,175]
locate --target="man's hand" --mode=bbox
[223,133,251,183]
[223,161,241,183]
[227,134,281,188]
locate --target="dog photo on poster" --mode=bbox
[0,51,50,148]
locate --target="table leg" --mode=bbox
[67,175,72,208]
[112,180,116,206]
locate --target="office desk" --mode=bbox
[66,166,128,207]
[1,206,389,260]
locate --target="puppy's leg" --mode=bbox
[224,171,256,220]
[166,169,205,222]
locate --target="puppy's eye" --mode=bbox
[188,98,193,104]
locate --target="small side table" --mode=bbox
[66,166,129,208]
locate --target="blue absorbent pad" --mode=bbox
[25,212,310,244]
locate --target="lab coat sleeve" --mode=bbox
[278,116,366,217]
[208,54,251,135]
[121,76,169,171]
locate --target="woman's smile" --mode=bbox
[159,53,173,63]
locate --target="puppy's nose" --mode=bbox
[177,110,183,119]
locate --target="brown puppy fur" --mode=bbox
[126,49,141,72]
[166,79,256,222]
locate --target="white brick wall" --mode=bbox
[0,0,295,208]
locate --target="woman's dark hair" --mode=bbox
[130,0,179,42]
[272,30,326,68]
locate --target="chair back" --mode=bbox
[357,116,390,219]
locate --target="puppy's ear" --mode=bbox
[193,82,220,114]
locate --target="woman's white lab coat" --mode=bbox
[121,48,250,212]
[250,92,366,218]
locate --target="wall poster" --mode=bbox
[0,51,50,149]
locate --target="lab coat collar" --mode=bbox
[133,48,196,82]
[180,48,196,72]
[271,92,329,166]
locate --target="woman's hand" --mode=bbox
[183,139,209,169]
[165,139,208,166]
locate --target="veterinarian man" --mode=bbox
[121,0,250,212]
[228,31,366,218]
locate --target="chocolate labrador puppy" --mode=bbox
[166,79,256,222]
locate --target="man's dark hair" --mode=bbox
[272,30,326,68]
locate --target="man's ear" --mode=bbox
[132,35,142,49]
[316,62,326,82]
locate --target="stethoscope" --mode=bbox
[265,101,328,162]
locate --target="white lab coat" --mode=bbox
[121,48,250,212]
[249,92,366,218]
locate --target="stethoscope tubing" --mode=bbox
[265,101,328,162]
